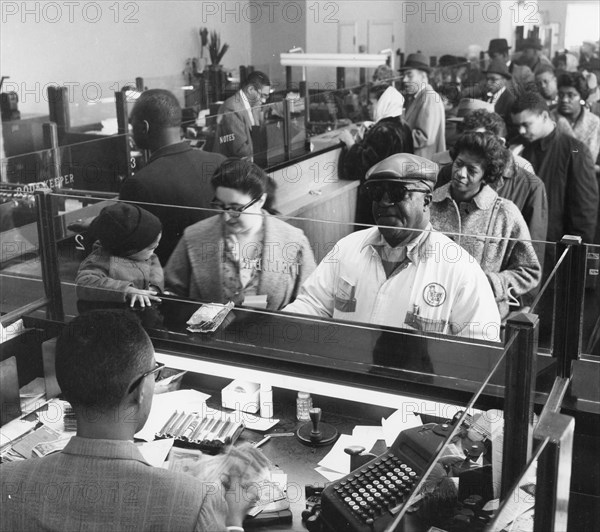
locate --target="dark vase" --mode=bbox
[207,64,226,103]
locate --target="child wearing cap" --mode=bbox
[76,202,163,308]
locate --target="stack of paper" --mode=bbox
[314,410,423,481]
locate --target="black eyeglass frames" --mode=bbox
[128,362,165,394]
[210,196,261,217]
[363,182,428,203]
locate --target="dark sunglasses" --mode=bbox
[210,196,260,217]
[128,362,165,394]
[363,182,428,203]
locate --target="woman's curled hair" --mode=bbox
[449,131,509,185]
[211,158,278,214]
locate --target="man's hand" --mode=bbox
[125,287,161,308]
[219,443,270,527]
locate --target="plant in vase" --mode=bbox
[208,30,229,69]
[198,27,209,73]
[206,30,229,101]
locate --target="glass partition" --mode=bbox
[2,133,130,194]
[583,243,600,356]
[0,190,588,530]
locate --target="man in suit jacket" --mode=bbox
[215,71,271,160]
[120,89,225,263]
[0,310,267,531]
[486,38,535,89]
[483,59,516,117]
[400,53,446,159]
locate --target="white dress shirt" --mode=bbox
[284,225,501,342]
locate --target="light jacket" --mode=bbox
[431,183,541,318]
[403,83,446,159]
[165,214,316,310]
[76,243,164,302]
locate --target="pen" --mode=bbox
[158,411,178,437]
[254,435,271,448]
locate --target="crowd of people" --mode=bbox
[3,35,600,532]
[71,36,600,341]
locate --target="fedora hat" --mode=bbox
[517,37,542,51]
[487,38,511,55]
[447,98,494,122]
[399,53,431,73]
[484,58,512,79]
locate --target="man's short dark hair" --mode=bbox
[458,109,507,137]
[243,71,271,91]
[450,131,509,184]
[56,310,152,411]
[130,89,182,129]
[511,91,549,116]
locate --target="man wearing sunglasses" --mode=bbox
[284,154,501,341]
[216,71,271,160]
[1,310,267,531]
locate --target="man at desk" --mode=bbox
[284,154,501,341]
[0,310,267,531]
[215,71,271,160]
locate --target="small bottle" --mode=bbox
[260,383,273,419]
[296,392,312,422]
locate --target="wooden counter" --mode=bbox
[268,145,358,263]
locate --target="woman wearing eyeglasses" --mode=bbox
[430,131,541,319]
[164,159,316,310]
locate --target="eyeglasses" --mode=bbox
[210,196,260,217]
[257,87,270,102]
[363,182,428,203]
[127,362,165,394]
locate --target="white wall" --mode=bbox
[404,0,517,60]
[305,1,406,89]
[1,1,252,115]
[250,0,306,91]
[538,0,599,51]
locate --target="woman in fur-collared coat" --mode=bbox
[430,131,541,318]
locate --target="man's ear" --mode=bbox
[142,120,150,135]
[128,378,145,408]
[423,193,433,209]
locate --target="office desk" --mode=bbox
[12,291,600,531]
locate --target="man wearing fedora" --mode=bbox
[518,37,553,76]
[487,38,534,87]
[483,58,517,135]
[400,52,446,160]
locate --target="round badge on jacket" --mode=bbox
[423,283,446,307]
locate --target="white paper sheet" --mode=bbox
[318,433,380,475]
[0,418,37,451]
[136,438,174,467]
[314,466,346,482]
[352,425,385,442]
[238,412,280,432]
[381,410,423,447]
[135,389,211,442]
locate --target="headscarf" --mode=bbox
[373,86,405,122]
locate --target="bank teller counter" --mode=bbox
[2,195,599,530]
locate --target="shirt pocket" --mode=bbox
[333,276,357,313]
